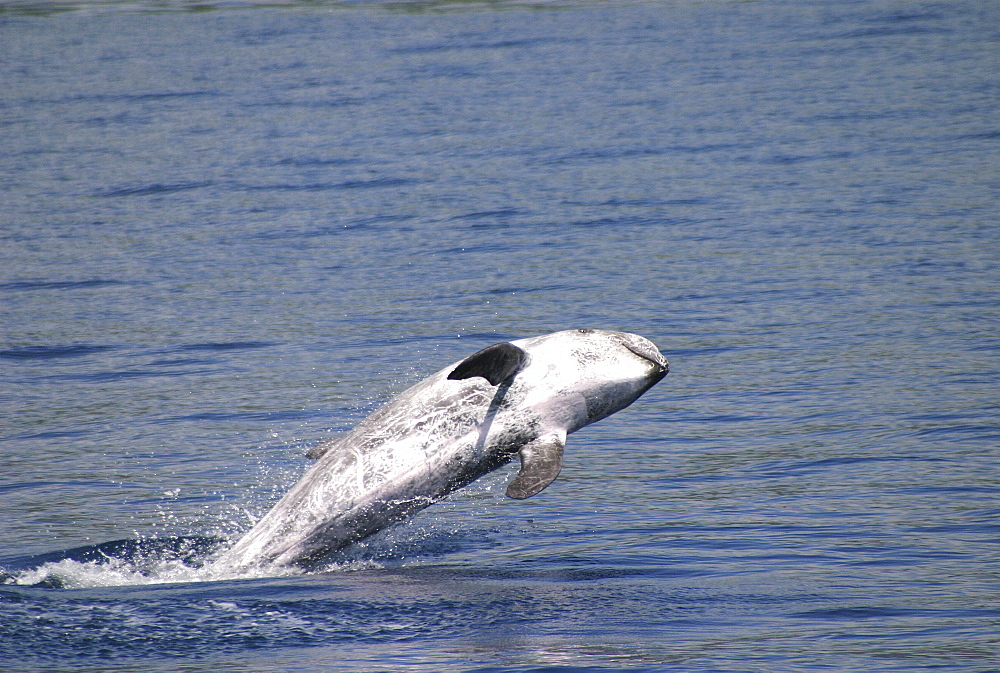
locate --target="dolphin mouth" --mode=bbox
[615,333,669,378]
[642,353,669,382]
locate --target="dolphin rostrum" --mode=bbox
[217,329,668,569]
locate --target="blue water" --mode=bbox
[2,0,998,670]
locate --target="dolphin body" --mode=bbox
[217,329,668,570]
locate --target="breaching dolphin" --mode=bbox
[217,329,668,570]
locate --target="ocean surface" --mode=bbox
[1,0,998,670]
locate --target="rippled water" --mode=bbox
[2,0,998,671]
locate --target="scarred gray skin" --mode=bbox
[216,329,668,570]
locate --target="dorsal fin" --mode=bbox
[506,431,566,499]
[447,342,527,386]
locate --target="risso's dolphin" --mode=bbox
[217,329,668,570]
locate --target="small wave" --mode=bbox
[93,181,213,198]
[0,344,117,360]
[0,279,129,292]
[177,340,276,353]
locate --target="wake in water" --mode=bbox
[0,537,291,588]
[0,535,402,588]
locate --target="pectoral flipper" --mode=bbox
[506,431,566,499]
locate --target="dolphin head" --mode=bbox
[509,329,668,428]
